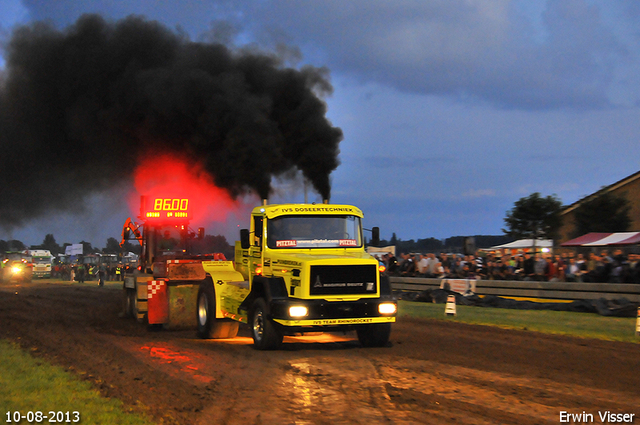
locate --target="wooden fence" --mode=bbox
[390,276,640,303]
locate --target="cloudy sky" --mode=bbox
[1,0,640,248]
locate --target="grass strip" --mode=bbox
[0,340,151,425]
[398,300,640,343]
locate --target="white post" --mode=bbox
[445,295,457,316]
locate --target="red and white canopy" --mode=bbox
[561,232,640,247]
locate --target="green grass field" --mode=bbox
[398,300,640,343]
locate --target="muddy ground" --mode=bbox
[1,280,639,424]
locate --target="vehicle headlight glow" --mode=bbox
[11,266,22,274]
[289,306,308,318]
[378,302,397,315]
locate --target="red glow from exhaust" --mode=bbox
[139,343,214,384]
[130,152,240,224]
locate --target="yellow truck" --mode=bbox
[196,203,397,349]
[123,199,397,350]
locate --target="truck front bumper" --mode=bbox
[269,298,397,329]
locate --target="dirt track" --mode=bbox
[1,280,639,424]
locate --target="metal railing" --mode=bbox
[390,276,640,302]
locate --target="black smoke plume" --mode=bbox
[0,14,342,228]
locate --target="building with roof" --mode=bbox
[558,171,640,245]
[561,232,640,247]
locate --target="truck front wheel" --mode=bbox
[197,283,216,338]
[197,282,239,339]
[357,323,391,347]
[250,298,282,350]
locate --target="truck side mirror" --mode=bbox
[240,229,250,249]
[371,227,380,247]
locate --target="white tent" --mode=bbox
[486,239,553,250]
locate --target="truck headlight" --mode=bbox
[289,306,308,318]
[11,266,22,275]
[378,302,397,315]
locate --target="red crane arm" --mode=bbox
[120,217,143,247]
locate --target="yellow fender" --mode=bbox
[202,261,247,320]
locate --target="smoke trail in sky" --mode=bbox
[0,14,342,228]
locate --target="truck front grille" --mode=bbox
[309,265,377,296]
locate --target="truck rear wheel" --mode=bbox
[197,282,239,339]
[124,288,136,318]
[356,323,391,347]
[250,298,282,350]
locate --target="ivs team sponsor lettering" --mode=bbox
[278,206,357,214]
[312,318,374,325]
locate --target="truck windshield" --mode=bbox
[153,225,186,254]
[33,257,51,264]
[267,215,362,249]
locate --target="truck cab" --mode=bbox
[121,196,210,327]
[199,203,397,349]
[28,250,53,278]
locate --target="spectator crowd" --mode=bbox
[378,249,640,284]
[52,262,131,283]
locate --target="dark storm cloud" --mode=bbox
[17,1,633,110]
[252,0,628,110]
[0,14,342,228]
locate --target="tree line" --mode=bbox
[0,235,136,256]
[503,191,632,242]
[2,190,630,257]
[1,233,234,259]
[377,189,632,253]
[376,234,512,254]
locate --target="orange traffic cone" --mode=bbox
[445,295,457,317]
